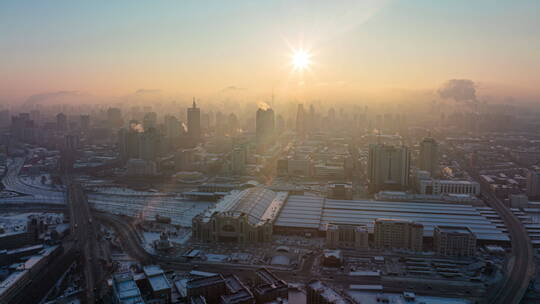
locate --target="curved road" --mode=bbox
[468,169,535,304]
[1,158,64,202]
[483,185,535,304]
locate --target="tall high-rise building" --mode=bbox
[138,128,162,161]
[368,144,411,193]
[30,110,40,125]
[143,112,158,130]
[175,148,195,171]
[308,104,316,133]
[0,110,10,128]
[374,218,423,251]
[527,170,540,198]
[256,107,275,146]
[276,114,285,134]
[187,98,201,143]
[227,113,238,136]
[56,113,67,132]
[419,137,439,177]
[117,126,161,161]
[80,115,90,131]
[231,146,247,175]
[64,134,80,151]
[164,115,182,138]
[11,113,35,142]
[296,104,305,138]
[107,107,123,128]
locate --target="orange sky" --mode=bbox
[1,1,539,104]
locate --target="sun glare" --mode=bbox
[291,49,311,71]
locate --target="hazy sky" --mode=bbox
[1,0,539,104]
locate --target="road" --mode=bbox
[98,212,486,300]
[466,169,535,304]
[1,157,64,201]
[67,182,102,304]
[480,179,535,304]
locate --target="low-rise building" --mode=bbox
[253,268,287,304]
[186,273,254,304]
[321,250,343,267]
[112,273,145,304]
[374,219,423,252]
[314,164,344,179]
[126,159,157,176]
[418,179,480,196]
[187,275,227,304]
[0,246,61,304]
[143,265,172,303]
[220,275,254,304]
[307,280,350,304]
[327,183,353,200]
[433,226,477,257]
[325,223,368,250]
[192,188,287,244]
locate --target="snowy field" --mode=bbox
[89,193,213,227]
[142,229,191,245]
[1,158,65,203]
[19,174,65,191]
[346,291,471,304]
[205,254,229,262]
[87,186,176,197]
[0,212,64,234]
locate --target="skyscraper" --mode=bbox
[0,110,9,128]
[231,146,247,175]
[56,113,67,132]
[138,128,162,161]
[80,115,90,131]
[256,107,275,146]
[368,143,411,193]
[296,104,305,138]
[308,104,315,133]
[107,107,123,128]
[187,98,201,143]
[164,115,182,138]
[227,113,238,136]
[30,110,40,125]
[527,170,540,198]
[419,137,439,177]
[143,112,158,130]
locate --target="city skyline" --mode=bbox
[1,2,540,304]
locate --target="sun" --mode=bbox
[291,49,312,71]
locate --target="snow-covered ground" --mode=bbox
[142,230,191,245]
[0,212,64,234]
[1,158,64,203]
[205,254,229,262]
[346,290,471,304]
[19,173,65,191]
[88,186,175,196]
[111,253,140,273]
[89,193,213,227]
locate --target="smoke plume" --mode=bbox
[130,122,144,133]
[257,101,271,110]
